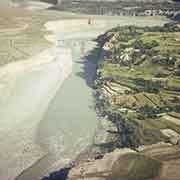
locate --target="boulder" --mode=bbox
[152,55,169,65]
[120,53,133,65]
[161,129,180,145]
[93,118,118,145]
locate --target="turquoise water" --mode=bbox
[17,26,103,180]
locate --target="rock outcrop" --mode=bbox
[68,148,162,180]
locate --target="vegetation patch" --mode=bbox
[95,22,180,149]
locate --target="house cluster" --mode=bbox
[57,0,180,17]
[142,9,180,16]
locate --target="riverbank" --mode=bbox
[66,22,180,180]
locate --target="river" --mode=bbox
[0,16,169,180]
[16,19,106,180]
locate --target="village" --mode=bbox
[56,0,180,17]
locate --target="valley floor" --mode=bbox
[0,5,175,180]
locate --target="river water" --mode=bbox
[16,22,104,180]
[4,16,168,180]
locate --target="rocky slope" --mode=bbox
[68,143,180,180]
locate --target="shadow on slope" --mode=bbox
[75,39,102,88]
[42,167,70,180]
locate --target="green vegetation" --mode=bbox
[95,23,180,148]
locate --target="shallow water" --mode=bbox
[16,25,103,180]
[36,39,100,163]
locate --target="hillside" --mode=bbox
[66,22,180,180]
[95,23,180,148]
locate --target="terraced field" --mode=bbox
[95,23,180,147]
[78,22,180,180]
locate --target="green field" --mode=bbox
[95,23,180,148]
